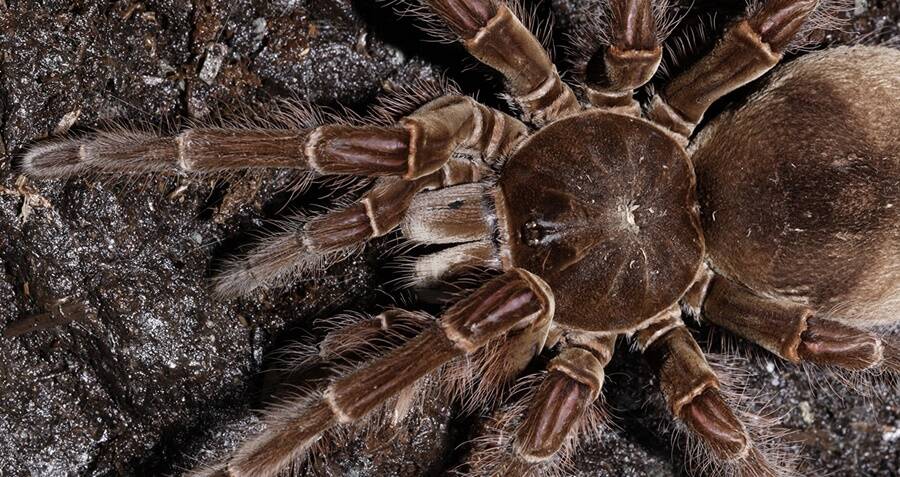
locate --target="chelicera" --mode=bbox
[21,0,899,476]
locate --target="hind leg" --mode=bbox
[647,0,821,140]
[700,274,899,373]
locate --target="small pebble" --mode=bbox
[199,43,228,84]
[252,17,268,43]
[883,426,900,442]
[799,401,814,424]
[53,109,81,135]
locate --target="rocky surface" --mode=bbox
[0,1,898,476]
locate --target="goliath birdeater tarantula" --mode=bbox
[20,0,900,476]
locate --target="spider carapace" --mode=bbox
[498,110,703,333]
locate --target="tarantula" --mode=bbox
[20,0,900,475]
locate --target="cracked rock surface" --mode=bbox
[1,1,898,476]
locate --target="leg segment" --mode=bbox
[514,334,615,462]
[425,0,581,124]
[647,0,819,140]
[701,274,898,371]
[190,311,448,477]
[227,268,554,477]
[22,96,526,180]
[261,310,435,422]
[465,334,616,475]
[213,173,442,296]
[636,306,751,461]
[583,0,662,114]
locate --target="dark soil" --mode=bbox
[1,1,898,476]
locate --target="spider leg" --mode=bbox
[213,98,526,296]
[225,268,554,477]
[466,334,615,476]
[213,174,431,296]
[189,310,436,477]
[583,0,662,115]
[702,274,899,373]
[514,338,613,462]
[283,310,439,426]
[21,95,526,180]
[424,0,581,124]
[636,306,779,473]
[646,0,819,141]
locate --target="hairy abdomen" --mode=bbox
[692,46,900,325]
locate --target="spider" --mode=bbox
[20,0,899,476]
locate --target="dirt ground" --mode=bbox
[0,1,898,476]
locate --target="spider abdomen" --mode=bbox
[496,110,705,332]
[693,46,900,325]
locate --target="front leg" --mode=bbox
[22,95,526,181]
[582,0,663,114]
[425,0,581,124]
[207,96,526,296]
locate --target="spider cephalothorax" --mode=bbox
[20,0,900,476]
[497,110,704,332]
